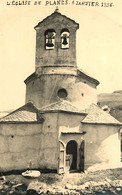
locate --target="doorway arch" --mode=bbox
[66,140,77,171]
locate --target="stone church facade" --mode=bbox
[0,9,121,173]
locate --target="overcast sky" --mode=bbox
[0,0,122,111]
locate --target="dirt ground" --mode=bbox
[0,168,121,194]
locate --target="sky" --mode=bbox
[0,0,122,111]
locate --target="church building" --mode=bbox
[0,9,121,174]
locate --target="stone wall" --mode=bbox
[59,112,84,137]
[25,74,97,109]
[58,113,121,171]
[0,113,58,172]
[0,111,121,172]
[58,112,84,171]
[83,124,121,169]
[35,13,78,69]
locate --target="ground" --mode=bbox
[0,168,121,194]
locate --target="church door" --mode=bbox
[79,140,85,172]
[58,141,65,174]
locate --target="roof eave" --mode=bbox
[81,122,122,126]
[77,69,100,86]
[61,131,86,134]
[40,109,87,115]
[24,72,37,84]
[0,121,43,124]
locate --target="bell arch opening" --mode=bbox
[45,29,56,50]
[61,28,70,49]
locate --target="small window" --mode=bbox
[45,29,56,50]
[57,88,68,98]
[61,29,70,49]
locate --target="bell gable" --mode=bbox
[35,10,79,69]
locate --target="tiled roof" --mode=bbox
[82,104,121,125]
[0,103,43,123]
[34,10,79,30]
[40,100,86,114]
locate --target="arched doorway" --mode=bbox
[66,140,77,171]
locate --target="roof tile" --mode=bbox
[82,104,121,125]
[0,103,43,123]
[40,100,86,114]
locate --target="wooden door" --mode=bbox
[58,141,65,174]
[79,140,85,172]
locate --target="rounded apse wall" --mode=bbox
[25,74,97,109]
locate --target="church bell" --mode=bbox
[62,36,68,45]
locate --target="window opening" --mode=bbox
[57,88,68,98]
